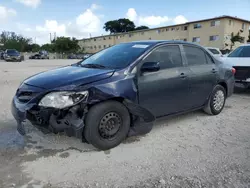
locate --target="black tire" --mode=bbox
[204,85,226,115]
[84,101,131,150]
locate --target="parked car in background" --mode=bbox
[4,49,23,62]
[0,50,4,60]
[206,47,223,57]
[11,41,235,150]
[220,44,250,88]
[76,53,84,59]
[68,53,77,59]
[29,50,49,59]
[83,54,91,59]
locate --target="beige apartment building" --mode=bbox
[78,15,250,54]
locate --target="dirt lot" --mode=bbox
[0,60,250,188]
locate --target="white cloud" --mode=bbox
[90,3,100,10]
[139,15,170,26]
[126,8,188,27]
[0,6,16,23]
[36,20,66,35]
[14,4,102,44]
[75,9,101,33]
[16,0,41,8]
[126,8,137,22]
[173,15,188,24]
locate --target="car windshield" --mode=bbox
[7,50,19,55]
[80,43,152,69]
[228,46,250,57]
[208,48,220,54]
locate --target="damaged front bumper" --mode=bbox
[11,96,87,139]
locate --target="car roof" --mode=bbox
[239,43,250,47]
[206,47,220,49]
[123,40,203,48]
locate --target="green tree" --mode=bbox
[53,37,80,53]
[41,43,55,53]
[24,44,40,52]
[247,30,250,42]
[0,31,32,52]
[134,26,149,31]
[230,32,244,50]
[104,18,136,33]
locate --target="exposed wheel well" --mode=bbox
[218,82,228,96]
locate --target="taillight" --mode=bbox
[232,68,236,75]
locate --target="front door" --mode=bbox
[182,45,218,108]
[137,45,191,117]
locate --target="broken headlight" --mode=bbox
[39,91,88,109]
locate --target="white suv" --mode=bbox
[206,47,223,57]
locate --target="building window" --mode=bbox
[141,32,144,35]
[109,37,111,39]
[104,45,106,48]
[90,46,93,49]
[183,38,187,41]
[194,23,202,29]
[242,23,246,30]
[103,37,106,40]
[192,37,200,43]
[171,28,175,31]
[183,26,188,30]
[229,20,232,25]
[176,27,179,31]
[209,35,219,41]
[99,45,101,49]
[211,20,220,27]
[129,34,133,37]
[109,44,111,47]
[166,28,169,31]
[94,46,96,49]
[157,29,161,34]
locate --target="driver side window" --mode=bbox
[143,45,183,69]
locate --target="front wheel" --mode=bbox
[204,85,226,115]
[84,101,131,150]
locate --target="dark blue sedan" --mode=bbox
[11,41,235,150]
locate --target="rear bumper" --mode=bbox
[5,57,21,61]
[11,96,86,138]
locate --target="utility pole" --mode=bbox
[50,33,52,43]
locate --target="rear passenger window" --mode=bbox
[143,45,183,69]
[183,45,207,66]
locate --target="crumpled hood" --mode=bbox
[24,65,115,89]
[219,57,250,67]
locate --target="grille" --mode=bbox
[233,66,250,80]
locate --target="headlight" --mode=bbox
[39,91,88,109]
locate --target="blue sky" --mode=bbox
[1,0,250,44]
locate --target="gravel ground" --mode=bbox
[0,60,250,188]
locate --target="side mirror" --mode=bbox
[141,62,160,73]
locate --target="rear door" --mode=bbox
[182,45,218,108]
[137,44,191,117]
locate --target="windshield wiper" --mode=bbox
[80,64,107,69]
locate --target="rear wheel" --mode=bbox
[204,85,226,115]
[84,101,130,150]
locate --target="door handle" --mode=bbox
[212,68,218,73]
[180,73,187,78]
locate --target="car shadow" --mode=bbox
[234,86,250,96]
